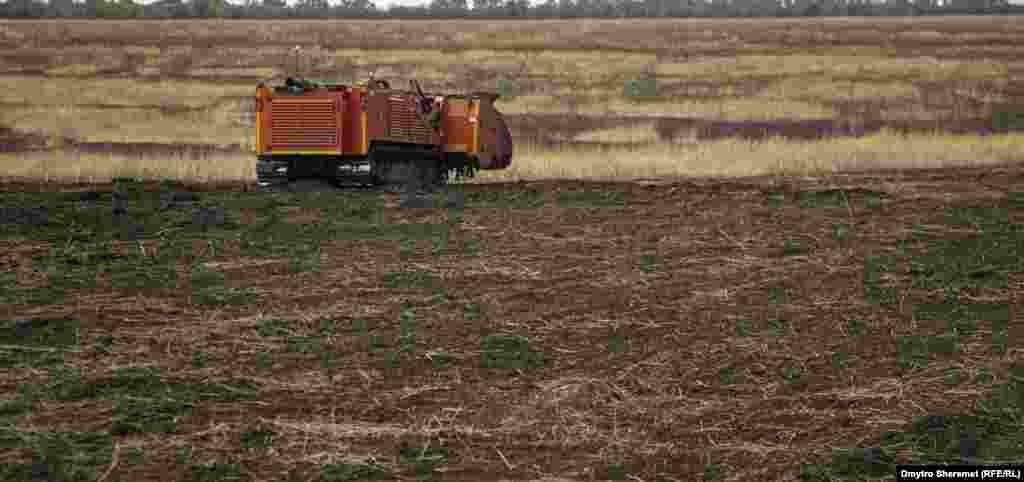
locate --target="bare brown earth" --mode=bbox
[1,166,1022,481]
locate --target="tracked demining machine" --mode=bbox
[255,75,513,191]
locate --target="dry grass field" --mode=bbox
[0,17,1023,180]
[0,16,1023,482]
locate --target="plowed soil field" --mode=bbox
[1,167,1022,481]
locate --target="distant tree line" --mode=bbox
[0,0,1020,19]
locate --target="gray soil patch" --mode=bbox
[192,206,226,227]
[399,192,433,209]
[444,189,465,209]
[159,191,199,210]
[0,206,49,226]
[76,191,101,209]
[112,192,128,217]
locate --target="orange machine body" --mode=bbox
[255,81,511,174]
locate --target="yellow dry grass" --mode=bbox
[607,97,837,120]
[1,16,1018,42]
[478,129,1024,181]
[0,17,1021,183]
[1,104,251,148]
[4,129,1020,183]
[0,150,254,182]
[0,75,251,108]
[759,79,919,103]
[327,48,658,87]
[571,123,661,144]
[186,67,280,78]
[495,95,836,120]
[655,54,1008,83]
[44,63,102,76]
